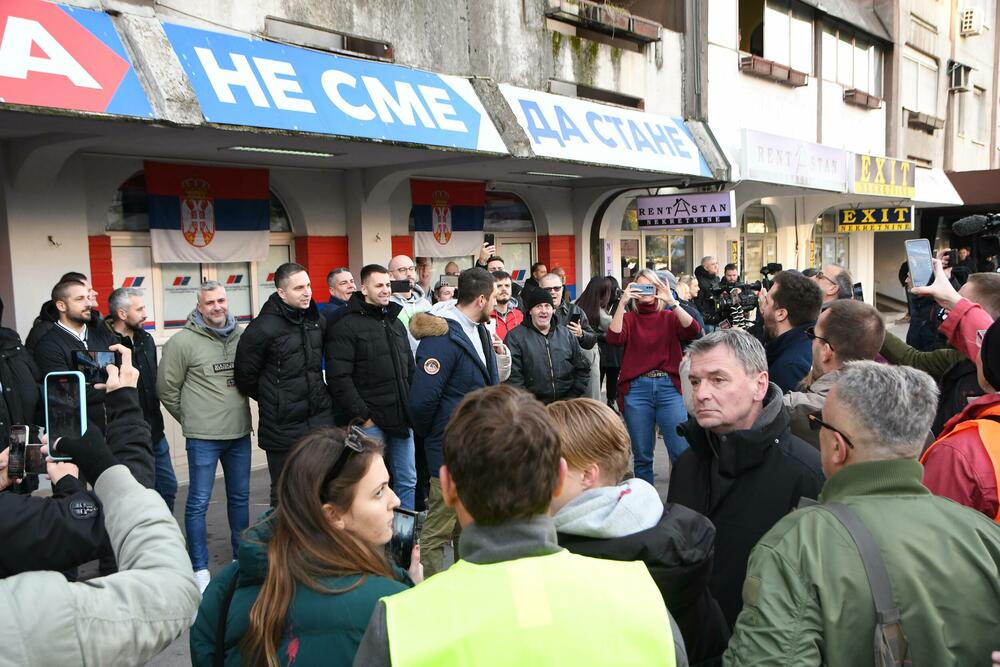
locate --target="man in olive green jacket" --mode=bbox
[157,282,252,592]
[726,361,1000,666]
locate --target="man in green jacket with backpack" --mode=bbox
[725,361,1000,666]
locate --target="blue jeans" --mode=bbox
[360,425,416,510]
[153,436,178,513]
[622,375,690,484]
[185,436,251,570]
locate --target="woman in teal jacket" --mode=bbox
[190,427,421,666]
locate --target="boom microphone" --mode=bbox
[952,214,989,236]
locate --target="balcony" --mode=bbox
[546,0,662,44]
[739,54,808,87]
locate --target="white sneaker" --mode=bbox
[194,569,211,594]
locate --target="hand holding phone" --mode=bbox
[6,425,28,480]
[905,239,933,288]
[632,283,656,297]
[387,508,425,575]
[44,371,87,461]
[94,344,138,393]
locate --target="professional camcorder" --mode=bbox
[952,214,1000,271]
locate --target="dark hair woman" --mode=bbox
[575,277,613,402]
[190,427,421,667]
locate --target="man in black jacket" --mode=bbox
[326,264,416,508]
[33,279,118,437]
[669,329,824,628]
[505,287,590,404]
[0,344,151,577]
[235,262,333,505]
[0,296,40,449]
[538,273,598,351]
[106,288,176,511]
[25,271,102,351]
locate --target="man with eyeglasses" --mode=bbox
[784,300,885,448]
[810,264,854,308]
[388,255,431,355]
[669,329,823,628]
[537,273,598,351]
[726,361,1000,666]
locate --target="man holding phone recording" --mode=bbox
[34,279,119,436]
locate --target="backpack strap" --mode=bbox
[822,502,909,666]
[214,570,240,667]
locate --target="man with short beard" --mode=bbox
[26,271,101,351]
[107,288,176,509]
[783,300,885,448]
[491,271,523,341]
[34,279,117,433]
[756,271,823,392]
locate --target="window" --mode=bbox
[741,205,778,279]
[902,48,939,115]
[619,202,692,277]
[106,171,295,332]
[823,25,883,96]
[812,211,850,269]
[972,86,988,143]
[761,0,813,73]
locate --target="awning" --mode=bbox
[946,169,1000,206]
[913,168,964,207]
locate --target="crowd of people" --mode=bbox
[0,240,999,666]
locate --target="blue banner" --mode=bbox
[162,23,507,154]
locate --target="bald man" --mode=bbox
[811,264,853,307]
[389,255,431,355]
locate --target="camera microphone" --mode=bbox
[952,214,990,236]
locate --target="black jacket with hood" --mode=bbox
[667,383,825,628]
[504,316,590,404]
[25,300,104,351]
[556,482,730,667]
[325,293,414,438]
[235,292,333,452]
[0,297,41,447]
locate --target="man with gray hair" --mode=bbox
[726,361,1000,665]
[158,281,251,593]
[106,287,175,508]
[669,329,823,628]
[810,263,854,308]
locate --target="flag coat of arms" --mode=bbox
[146,161,270,263]
[411,180,486,258]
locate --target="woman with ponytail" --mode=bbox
[190,427,421,666]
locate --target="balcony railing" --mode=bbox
[546,0,662,44]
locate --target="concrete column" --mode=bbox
[344,170,394,277]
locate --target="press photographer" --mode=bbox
[700,263,782,330]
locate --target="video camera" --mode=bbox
[759,263,782,290]
[700,263,782,325]
[952,214,1000,270]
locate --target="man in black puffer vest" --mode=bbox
[325,264,416,508]
[235,262,333,505]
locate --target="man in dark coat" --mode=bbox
[106,288,176,511]
[505,286,590,404]
[409,268,508,576]
[33,279,118,437]
[757,270,822,392]
[319,267,355,324]
[693,256,721,327]
[235,262,333,505]
[669,329,824,628]
[325,264,416,509]
[0,296,40,449]
[25,271,102,351]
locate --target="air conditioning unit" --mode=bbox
[960,7,984,36]
[949,62,973,92]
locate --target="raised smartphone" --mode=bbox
[44,371,87,461]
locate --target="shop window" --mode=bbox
[812,211,850,269]
[741,205,778,280]
[620,201,692,276]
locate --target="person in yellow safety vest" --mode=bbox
[352,384,687,667]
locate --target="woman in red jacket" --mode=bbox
[606,269,701,483]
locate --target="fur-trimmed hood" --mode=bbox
[409,311,449,339]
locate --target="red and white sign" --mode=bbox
[0,0,147,114]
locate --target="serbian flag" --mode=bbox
[411,179,486,258]
[146,161,270,263]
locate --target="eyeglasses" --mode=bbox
[807,412,854,449]
[322,425,372,491]
[816,272,837,287]
[544,285,564,293]
[804,326,834,351]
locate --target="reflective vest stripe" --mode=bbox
[922,404,1000,522]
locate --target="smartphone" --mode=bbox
[905,239,934,288]
[73,350,119,385]
[6,425,28,479]
[483,233,496,247]
[853,282,865,302]
[44,371,87,461]
[569,313,582,326]
[633,283,656,296]
[390,279,411,293]
[25,444,46,475]
[386,508,424,571]
[439,274,459,288]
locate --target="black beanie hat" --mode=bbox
[981,318,1000,391]
[522,286,554,312]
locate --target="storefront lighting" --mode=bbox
[522,171,582,179]
[223,146,341,158]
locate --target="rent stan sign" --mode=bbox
[635,191,735,229]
